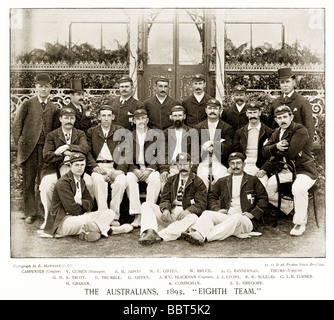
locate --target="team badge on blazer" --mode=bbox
[247,193,255,204]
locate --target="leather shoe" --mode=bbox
[25,216,35,224]
[290,224,306,236]
[182,231,205,246]
[139,229,162,245]
[78,231,101,242]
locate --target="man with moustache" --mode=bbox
[86,105,130,229]
[263,105,317,236]
[232,101,273,187]
[138,152,207,245]
[66,79,93,132]
[194,99,234,190]
[125,109,162,228]
[108,76,143,130]
[182,152,268,245]
[182,73,214,127]
[39,153,122,241]
[143,76,180,130]
[39,107,94,230]
[13,73,60,224]
[268,68,315,142]
[160,105,199,190]
[222,84,249,132]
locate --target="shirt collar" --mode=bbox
[247,122,261,131]
[38,97,48,104]
[284,90,295,98]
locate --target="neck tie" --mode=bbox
[65,133,70,142]
[177,179,185,201]
[41,101,46,108]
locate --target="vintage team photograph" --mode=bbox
[9,7,326,258]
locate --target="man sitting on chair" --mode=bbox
[262,105,317,236]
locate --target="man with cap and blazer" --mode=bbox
[181,73,214,127]
[66,79,94,132]
[39,152,129,241]
[268,67,315,142]
[39,107,94,230]
[222,84,250,132]
[182,152,268,245]
[232,101,274,187]
[107,76,143,130]
[143,76,180,130]
[12,73,61,224]
[263,105,317,236]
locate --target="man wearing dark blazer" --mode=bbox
[86,105,130,225]
[194,99,234,190]
[263,105,317,236]
[39,107,93,230]
[182,73,214,127]
[267,68,315,142]
[66,79,94,132]
[107,76,143,130]
[12,73,60,223]
[143,76,180,130]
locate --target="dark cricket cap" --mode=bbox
[274,105,293,116]
[69,152,86,163]
[246,101,261,110]
[233,84,247,93]
[277,67,296,80]
[228,152,246,162]
[192,73,206,81]
[171,105,186,113]
[175,152,192,163]
[99,105,113,113]
[119,76,133,84]
[207,98,221,108]
[133,109,148,118]
[156,76,169,84]
[35,73,51,85]
[60,107,76,116]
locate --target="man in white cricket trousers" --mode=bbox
[138,152,207,245]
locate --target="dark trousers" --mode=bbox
[21,144,44,217]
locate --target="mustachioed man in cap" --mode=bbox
[138,152,207,245]
[268,67,315,142]
[194,98,234,191]
[181,73,214,127]
[143,76,181,130]
[107,76,143,130]
[221,84,250,131]
[125,108,163,228]
[39,152,125,241]
[182,152,268,245]
[39,107,94,230]
[12,73,61,224]
[232,101,274,187]
[85,105,131,231]
[66,78,93,132]
[263,105,317,236]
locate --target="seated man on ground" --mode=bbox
[182,152,268,245]
[138,152,207,245]
[39,153,132,241]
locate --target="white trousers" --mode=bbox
[140,202,198,241]
[56,208,115,237]
[243,161,268,187]
[197,158,227,190]
[40,172,94,220]
[266,172,316,225]
[192,210,253,242]
[126,171,161,214]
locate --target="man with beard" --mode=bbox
[39,107,94,230]
[267,68,315,142]
[194,99,234,190]
[66,79,93,132]
[143,76,180,130]
[182,152,268,245]
[263,105,317,236]
[125,109,162,228]
[138,152,207,245]
[108,76,143,130]
[13,73,60,224]
[160,105,199,190]
[232,101,273,187]
[182,73,214,127]
[222,84,249,131]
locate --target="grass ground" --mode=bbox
[10,194,326,259]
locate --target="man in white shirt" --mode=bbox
[126,109,161,227]
[182,152,268,245]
